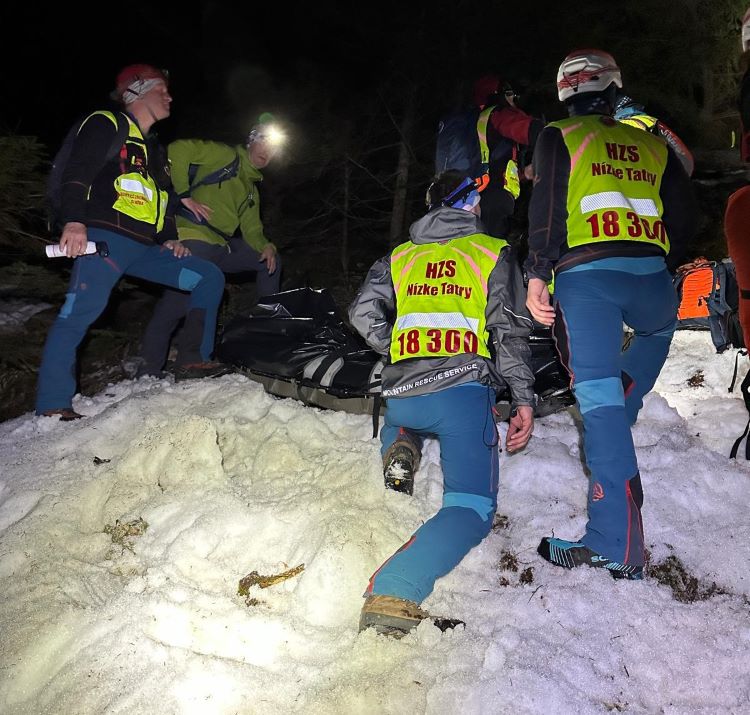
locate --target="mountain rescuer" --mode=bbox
[36,64,226,418]
[524,49,695,580]
[349,170,535,636]
[137,120,284,378]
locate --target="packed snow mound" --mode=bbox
[0,331,748,714]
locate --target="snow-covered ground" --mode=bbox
[0,331,748,714]
[0,299,51,330]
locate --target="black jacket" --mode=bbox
[60,111,176,244]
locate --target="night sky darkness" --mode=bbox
[4,3,585,149]
[4,3,743,150]
[6,5,414,144]
[3,2,745,257]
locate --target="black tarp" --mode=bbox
[217,288,575,418]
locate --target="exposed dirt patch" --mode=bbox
[491,514,510,532]
[104,517,148,554]
[499,550,519,572]
[649,555,734,603]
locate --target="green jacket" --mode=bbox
[168,139,273,252]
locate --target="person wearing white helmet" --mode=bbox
[137,120,285,378]
[524,49,695,581]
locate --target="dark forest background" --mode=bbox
[0,0,749,419]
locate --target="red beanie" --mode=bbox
[473,74,505,107]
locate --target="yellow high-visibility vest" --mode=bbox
[84,111,168,231]
[549,114,670,253]
[389,233,506,363]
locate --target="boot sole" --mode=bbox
[359,610,422,637]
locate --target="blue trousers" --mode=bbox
[367,382,499,604]
[36,229,225,414]
[139,238,282,374]
[553,257,677,566]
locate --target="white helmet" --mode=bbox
[556,49,622,102]
[742,7,750,52]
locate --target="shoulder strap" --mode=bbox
[729,349,748,392]
[106,112,130,164]
[476,105,495,166]
[730,367,750,459]
[175,152,241,242]
[178,154,240,199]
[708,261,729,312]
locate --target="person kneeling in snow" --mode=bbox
[348,170,535,636]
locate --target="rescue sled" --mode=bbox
[216,288,575,421]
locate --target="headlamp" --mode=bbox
[248,124,286,148]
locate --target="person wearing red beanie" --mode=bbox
[36,64,227,419]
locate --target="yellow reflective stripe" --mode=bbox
[580,192,659,216]
[467,240,500,262]
[619,115,657,131]
[569,131,599,171]
[392,243,419,262]
[504,159,520,199]
[391,244,421,294]
[120,178,155,201]
[396,312,480,332]
[477,106,495,165]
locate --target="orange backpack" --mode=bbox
[673,257,743,353]
[675,259,716,321]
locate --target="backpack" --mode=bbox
[434,105,521,197]
[435,106,484,177]
[673,257,744,353]
[46,111,130,233]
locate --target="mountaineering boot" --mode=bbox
[173,307,233,381]
[382,442,421,495]
[359,594,429,637]
[173,361,233,382]
[537,537,643,580]
[40,408,84,421]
